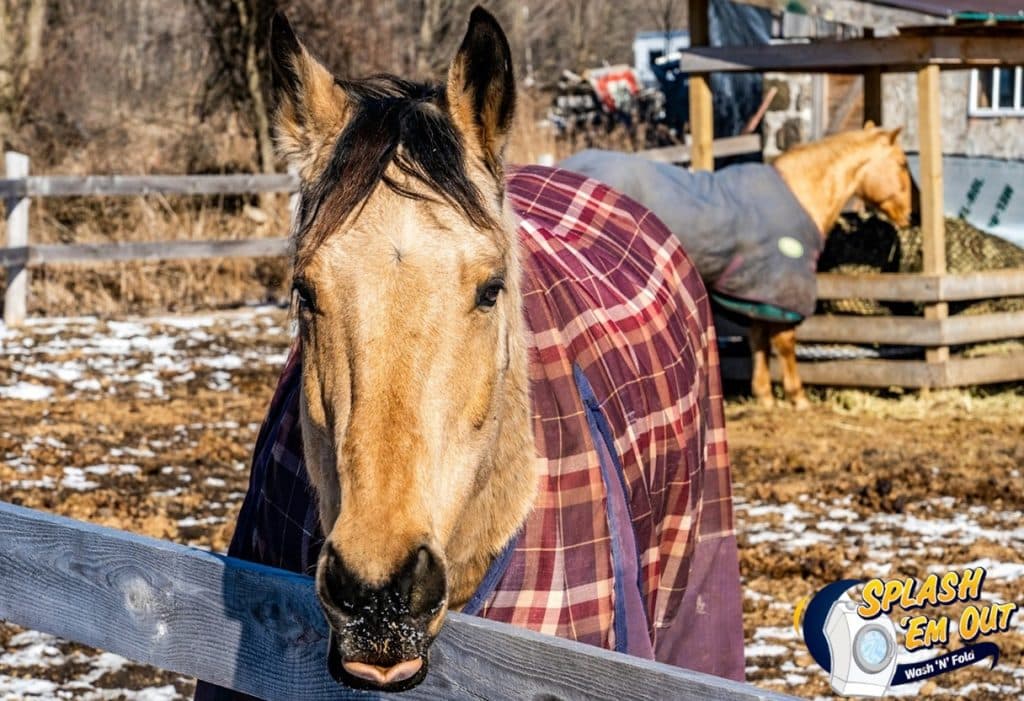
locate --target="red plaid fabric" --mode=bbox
[489,166,742,678]
[196,166,742,701]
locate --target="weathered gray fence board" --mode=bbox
[797,310,1024,346]
[797,314,941,345]
[0,502,791,701]
[0,173,299,199]
[30,238,290,264]
[724,353,1024,389]
[938,270,1024,302]
[944,352,1024,386]
[0,245,30,268]
[816,272,943,302]
[816,270,1024,303]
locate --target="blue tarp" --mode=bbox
[651,0,772,139]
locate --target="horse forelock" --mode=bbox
[292,74,499,271]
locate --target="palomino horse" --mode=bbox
[197,8,742,697]
[561,125,911,408]
[762,125,910,407]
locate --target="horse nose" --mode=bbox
[319,543,445,690]
[318,543,447,621]
[342,658,423,686]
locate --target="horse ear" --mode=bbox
[887,126,903,145]
[864,120,876,129]
[269,12,348,176]
[446,7,516,170]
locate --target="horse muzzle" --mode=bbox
[326,630,429,692]
[317,543,447,691]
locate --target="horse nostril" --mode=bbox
[318,544,358,617]
[408,545,447,618]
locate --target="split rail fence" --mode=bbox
[0,146,796,698]
[0,501,793,699]
[5,135,1024,391]
[0,135,757,325]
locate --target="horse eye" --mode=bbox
[293,280,316,313]
[476,280,505,309]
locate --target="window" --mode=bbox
[969,66,1023,116]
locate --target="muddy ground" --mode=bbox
[1,307,1021,700]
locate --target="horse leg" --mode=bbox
[769,324,809,409]
[749,321,774,408]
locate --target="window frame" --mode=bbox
[968,66,1024,117]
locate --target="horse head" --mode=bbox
[270,7,535,691]
[856,124,911,228]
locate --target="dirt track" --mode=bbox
[1,307,1021,699]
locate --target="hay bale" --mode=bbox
[819,214,1024,317]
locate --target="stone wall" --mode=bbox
[761,72,813,160]
[881,71,1024,160]
[759,70,1024,161]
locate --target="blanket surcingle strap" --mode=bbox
[195,165,744,700]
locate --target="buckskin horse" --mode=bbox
[562,124,912,408]
[196,7,742,698]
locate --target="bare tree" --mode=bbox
[194,0,278,174]
[643,0,686,35]
[0,0,46,149]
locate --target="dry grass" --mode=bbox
[15,193,292,317]
[506,90,568,166]
[801,384,1024,420]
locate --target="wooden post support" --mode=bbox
[917,64,948,365]
[862,29,882,125]
[688,0,714,171]
[811,73,828,139]
[4,151,30,327]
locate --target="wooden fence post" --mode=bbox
[810,73,828,140]
[4,151,30,327]
[917,65,948,371]
[688,0,714,172]
[862,29,882,126]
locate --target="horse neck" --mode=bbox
[772,136,879,236]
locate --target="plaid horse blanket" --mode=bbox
[196,165,743,699]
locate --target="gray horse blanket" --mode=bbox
[560,149,823,321]
[196,165,744,700]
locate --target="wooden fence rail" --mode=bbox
[4,152,1023,388]
[0,501,790,701]
[0,173,299,198]
[1,152,301,326]
[816,270,1024,303]
[0,142,754,327]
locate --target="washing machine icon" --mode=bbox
[824,597,898,697]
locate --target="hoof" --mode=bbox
[756,395,775,409]
[790,395,810,410]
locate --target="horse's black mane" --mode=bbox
[295,74,495,262]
